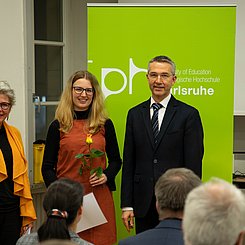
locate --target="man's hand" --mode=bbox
[122,210,134,232]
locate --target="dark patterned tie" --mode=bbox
[152,103,163,143]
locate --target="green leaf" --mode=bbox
[75,153,85,159]
[90,149,104,158]
[90,168,97,175]
[75,153,91,159]
[96,166,103,177]
[79,166,83,175]
[81,158,90,168]
[90,166,103,177]
[84,154,91,158]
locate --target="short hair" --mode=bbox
[183,178,245,245]
[148,55,176,74]
[154,168,201,214]
[38,178,84,242]
[0,80,16,106]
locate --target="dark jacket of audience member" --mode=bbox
[119,168,201,245]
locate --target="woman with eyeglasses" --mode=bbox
[42,71,122,245]
[0,81,36,245]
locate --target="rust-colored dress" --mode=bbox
[57,120,117,245]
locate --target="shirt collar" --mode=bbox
[151,93,171,108]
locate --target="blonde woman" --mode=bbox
[42,71,122,245]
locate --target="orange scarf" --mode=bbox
[0,122,36,226]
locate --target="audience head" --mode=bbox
[154,168,201,219]
[38,178,84,242]
[183,177,245,245]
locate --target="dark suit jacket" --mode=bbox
[118,219,184,245]
[121,96,204,217]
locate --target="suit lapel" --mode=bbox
[155,96,178,149]
[140,99,155,148]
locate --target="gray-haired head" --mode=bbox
[0,81,16,106]
[183,177,245,245]
[148,55,176,74]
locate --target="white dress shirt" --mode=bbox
[150,93,171,130]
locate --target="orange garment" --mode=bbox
[0,121,36,227]
[57,120,117,245]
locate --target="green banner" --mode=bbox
[88,5,236,241]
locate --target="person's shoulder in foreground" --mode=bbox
[69,230,94,245]
[16,232,38,244]
[183,177,245,245]
[16,231,93,245]
[39,239,77,245]
[119,219,183,245]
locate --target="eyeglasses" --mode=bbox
[148,72,173,81]
[73,86,94,95]
[0,102,11,110]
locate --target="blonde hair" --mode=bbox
[55,71,108,133]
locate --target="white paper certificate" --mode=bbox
[76,192,108,232]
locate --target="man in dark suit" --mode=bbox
[119,168,202,245]
[121,55,204,234]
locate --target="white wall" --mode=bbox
[0,0,87,164]
[0,0,28,148]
